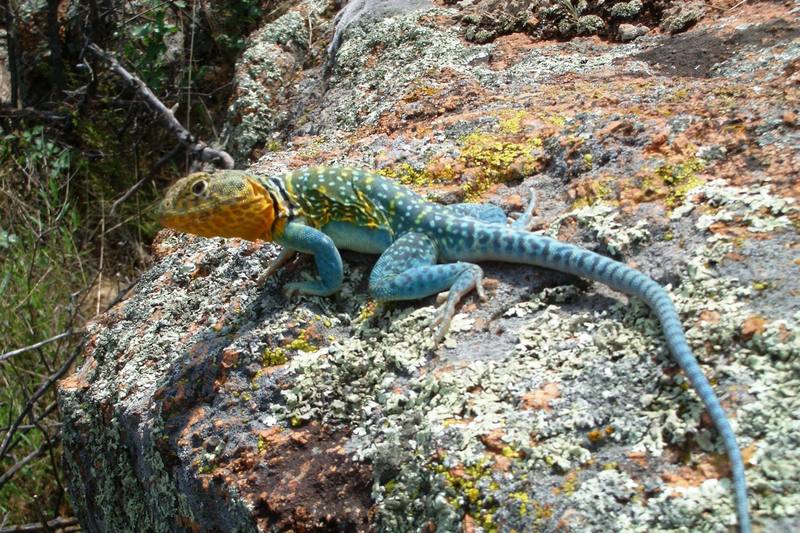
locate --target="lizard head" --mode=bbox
[159,170,280,241]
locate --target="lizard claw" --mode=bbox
[256,248,297,285]
[430,264,486,345]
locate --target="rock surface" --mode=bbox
[60,1,800,531]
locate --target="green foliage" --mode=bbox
[214,0,264,52]
[0,127,90,521]
[121,2,179,91]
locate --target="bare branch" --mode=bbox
[0,341,83,462]
[109,142,184,216]
[0,517,79,533]
[0,331,80,364]
[0,443,48,490]
[85,43,234,169]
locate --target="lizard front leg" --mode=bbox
[274,220,343,297]
[368,232,484,343]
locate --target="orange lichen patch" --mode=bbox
[628,451,649,468]
[552,471,580,496]
[488,33,537,71]
[59,356,96,392]
[568,177,614,208]
[373,70,489,135]
[663,457,729,489]
[492,455,512,472]
[462,513,477,533]
[482,277,500,291]
[520,382,560,411]
[220,347,241,370]
[741,315,767,340]
[697,310,721,325]
[176,406,209,449]
[207,422,372,531]
[479,428,507,454]
[587,426,615,444]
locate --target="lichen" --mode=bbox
[265,178,799,530]
[547,202,651,257]
[459,132,542,200]
[657,156,706,208]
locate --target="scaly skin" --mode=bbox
[159,166,751,532]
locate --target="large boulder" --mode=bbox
[60,1,800,531]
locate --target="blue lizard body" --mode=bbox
[159,165,751,532]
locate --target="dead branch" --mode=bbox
[0,517,79,533]
[85,43,234,169]
[0,443,48,490]
[0,331,79,364]
[0,340,83,462]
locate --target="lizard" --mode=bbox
[159,165,751,532]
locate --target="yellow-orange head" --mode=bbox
[159,170,281,241]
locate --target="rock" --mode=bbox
[61,1,800,531]
[618,23,649,42]
[660,1,706,34]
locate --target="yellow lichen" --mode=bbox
[378,162,456,188]
[459,132,542,200]
[257,434,269,453]
[262,346,288,367]
[657,157,706,208]
[498,109,528,134]
[402,84,440,103]
[571,178,613,209]
[286,331,318,352]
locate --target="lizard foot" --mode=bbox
[509,188,539,231]
[432,264,485,344]
[283,281,338,299]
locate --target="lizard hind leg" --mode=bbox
[443,203,508,225]
[443,189,538,231]
[368,232,485,344]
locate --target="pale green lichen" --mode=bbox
[672,179,797,233]
[547,202,651,256]
[269,180,798,530]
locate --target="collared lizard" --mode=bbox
[159,166,751,532]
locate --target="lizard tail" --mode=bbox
[462,228,750,532]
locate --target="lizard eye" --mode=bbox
[191,180,207,196]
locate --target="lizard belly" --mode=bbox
[321,221,393,254]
